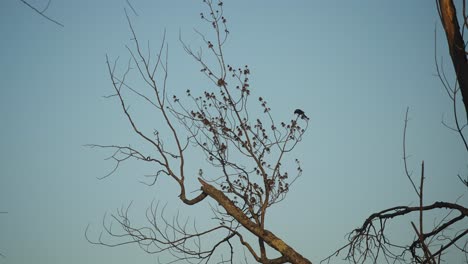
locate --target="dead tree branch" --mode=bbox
[19,0,64,27]
[88,1,311,263]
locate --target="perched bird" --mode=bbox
[294,109,309,120]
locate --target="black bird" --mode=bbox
[294,109,309,120]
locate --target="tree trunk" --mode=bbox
[199,179,312,264]
[438,0,468,121]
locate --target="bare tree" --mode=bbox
[323,1,468,263]
[322,110,467,263]
[87,1,312,263]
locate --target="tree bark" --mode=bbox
[438,0,468,121]
[198,178,312,264]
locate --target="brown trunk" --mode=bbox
[438,0,468,121]
[198,179,312,264]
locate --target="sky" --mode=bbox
[0,0,467,263]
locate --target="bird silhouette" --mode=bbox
[294,109,309,120]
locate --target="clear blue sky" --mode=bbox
[0,0,467,263]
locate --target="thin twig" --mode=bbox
[19,0,64,27]
[403,107,420,196]
[126,0,139,16]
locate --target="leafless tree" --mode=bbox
[322,109,467,263]
[87,1,312,263]
[323,1,468,263]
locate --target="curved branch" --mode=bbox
[199,178,312,264]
